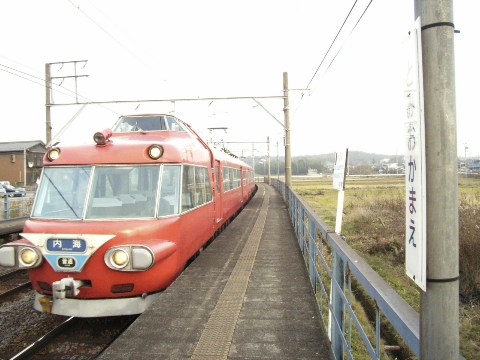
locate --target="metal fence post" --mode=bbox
[299,206,305,253]
[331,251,345,359]
[308,217,316,289]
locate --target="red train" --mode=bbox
[0,114,256,317]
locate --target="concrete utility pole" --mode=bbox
[414,1,459,358]
[283,72,292,189]
[45,64,52,144]
[45,60,88,145]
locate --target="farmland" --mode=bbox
[292,175,480,359]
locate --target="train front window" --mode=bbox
[86,165,159,219]
[32,165,184,220]
[32,167,92,219]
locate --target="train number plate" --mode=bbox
[46,239,87,253]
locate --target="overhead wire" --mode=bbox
[0,63,45,88]
[304,0,360,91]
[66,0,156,71]
[292,0,375,119]
[0,61,120,115]
[325,0,375,72]
[0,62,87,101]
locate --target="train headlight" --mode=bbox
[105,246,154,271]
[93,128,113,145]
[46,148,61,162]
[147,145,164,160]
[110,249,129,269]
[0,246,43,268]
[20,248,37,265]
[18,247,42,268]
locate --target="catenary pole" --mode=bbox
[414,1,459,358]
[45,63,52,144]
[267,136,271,185]
[283,72,292,190]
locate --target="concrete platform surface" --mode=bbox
[99,184,332,359]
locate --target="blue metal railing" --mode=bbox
[272,178,419,359]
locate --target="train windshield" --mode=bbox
[32,165,183,220]
[33,167,92,219]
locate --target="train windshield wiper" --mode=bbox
[43,173,80,219]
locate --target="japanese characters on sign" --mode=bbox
[333,149,348,191]
[47,238,87,253]
[404,17,426,291]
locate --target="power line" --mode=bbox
[0,62,120,116]
[0,63,44,88]
[66,0,152,69]
[0,62,89,102]
[326,0,375,72]
[293,0,375,119]
[305,0,360,90]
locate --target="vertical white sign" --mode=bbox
[333,149,348,234]
[405,17,426,291]
[333,149,348,191]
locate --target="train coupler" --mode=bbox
[52,278,85,299]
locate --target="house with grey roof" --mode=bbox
[0,141,46,187]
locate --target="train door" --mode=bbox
[214,160,223,224]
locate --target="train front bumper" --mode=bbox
[34,290,161,317]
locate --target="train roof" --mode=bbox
[44,114,252,170]
[210,147,252,169]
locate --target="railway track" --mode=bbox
[8,315,138,360]
[0,269,31,300]
[0,232,20,246]
[0,269,137,359]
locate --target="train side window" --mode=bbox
[195,167,206,205]
[222,167,230,191]
[204,168,213,202]
[229,168,235,189]
[182,165,195,211]
[235,169,240,188]
[159,165,181,216]
[215,164,221,194]
[197,167,212,203]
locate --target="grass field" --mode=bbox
[292,175,480,359]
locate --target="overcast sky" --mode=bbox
[0,1,478,159]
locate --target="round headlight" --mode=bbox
[148,145,164,160]
[19,247,39,267]
[111,249,129,269]
[46,148,61,162]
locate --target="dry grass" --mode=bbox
[459,193,480,303]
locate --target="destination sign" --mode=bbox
[47,238,87,253]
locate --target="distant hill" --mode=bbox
[293,151,403,166]
[245,151,404,175]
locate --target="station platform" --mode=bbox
[99,184,332,359]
